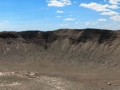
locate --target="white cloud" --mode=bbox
[74,1,78,3]
[60,24,69,26]
[64,18,75,21]
[75,22,78,24]
[80,2,109,12]
[80,2,119,12]
[85,22,90,26]
[101,10,119,16]
[109,0,120,5]
[97,18,107,22]
[56,10,64,13]
[104,4,119,9]
[70,15,73,16]
[4,20,9,23]
[92,22,98,25]
[80,2,120,22]
[110,15,120,21]
[75,21,80,24]
[45,17,49,19]
[46,0,71,7]
[84,21,98,26]
[56,16,61,18]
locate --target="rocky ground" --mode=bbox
[0,71,119,90]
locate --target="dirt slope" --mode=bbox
[0,29,120,68]
[0,28,120,90]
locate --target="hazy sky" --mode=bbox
[0,0,120,31]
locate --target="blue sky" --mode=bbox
[0,0,120,31]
